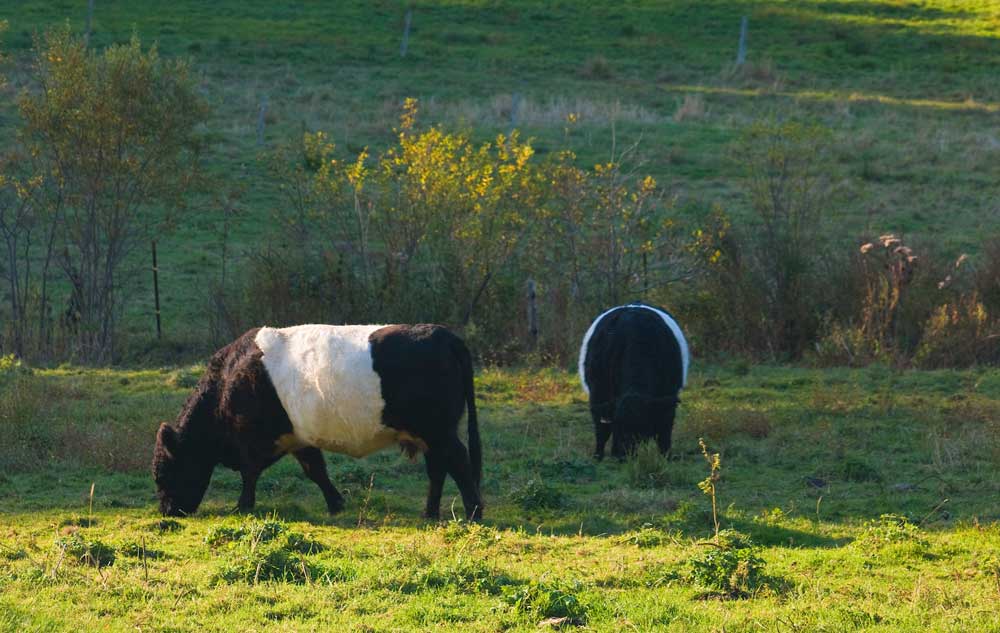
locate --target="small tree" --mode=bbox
[0,19,7,90]
[0,152,56,359]
[18,28,207,362]
[732,120,835,357]
[530,144,681,360]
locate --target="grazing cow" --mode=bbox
[152,324,483,520]
[578,303,689,460]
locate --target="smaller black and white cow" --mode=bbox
[152,324,483,520]
[578,303,689,460]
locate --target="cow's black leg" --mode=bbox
[610,429,628,461]
[443,436,483,521]
[292,447,345,515]
[592,411,611,461]
[237,466,260,512]
[422,451,448,520]
[655,426,673,455]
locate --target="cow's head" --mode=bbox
[152,422,215,516]
[612,392,679,458]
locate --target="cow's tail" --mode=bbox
[454,336,481,488]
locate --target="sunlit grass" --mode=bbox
[665,84,1000,112]
[1,364,1000,630]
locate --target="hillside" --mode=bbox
[2,1,998,359]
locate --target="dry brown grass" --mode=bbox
[422,94,660,128]
[579,55,614,80]
[679,406,772,443]
[673,94,706,122]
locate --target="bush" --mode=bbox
[0,354,32,384]
[688,529,767,597]
[226,99,679,364]
[675,121,846,360]
[914,295,999,368]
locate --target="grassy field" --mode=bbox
[2,1,999,358]
[2,3,1000,630]
[2,364,1000,631]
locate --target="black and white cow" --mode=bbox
[578,303,689,460]
[152,324,483,520]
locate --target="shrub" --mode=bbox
[233,99,678,364]
[812,320,876,367]
[0,355,32,382]
[914,295,999,368]
[733,120,835,358]
[688,529,766,597]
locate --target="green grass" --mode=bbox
[2,1,999,360]
[1,4,999,626]
[2,364,999,630]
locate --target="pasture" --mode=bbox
[2,363,1000,631]
[2,0,998,358]
[1,1,1000,630]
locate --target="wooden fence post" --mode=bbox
[526,278,538,351]
[256,97,268,146]
[151,240,162,340]
[400,8,413,57]
[85,0,95,46]
[736,16,748,66]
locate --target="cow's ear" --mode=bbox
[157,422,178,455]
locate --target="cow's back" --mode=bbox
[579,304,688,403]
[256,324,394,457]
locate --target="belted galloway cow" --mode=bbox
[578,303,689,459]
[152,324,483,520]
